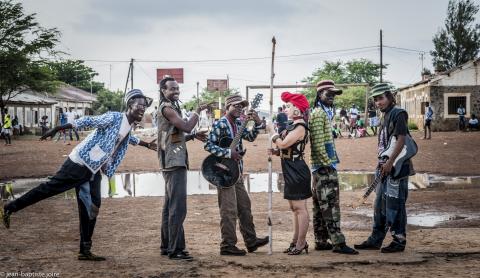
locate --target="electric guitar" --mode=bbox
[201,94,263,188]
[357,134,417,206]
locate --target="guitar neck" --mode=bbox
[229,119,250,149]
[362,175,382,199]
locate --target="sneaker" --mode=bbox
[1,204,11,229]
[381,241,405,253]
[169,251,193,261]
[332,243,359,255]
[315,242,333,251]
[246,236,269,253]
[162,249,190,256]
[220,245,247,256]
[78,251,106,261]
[354,240,381,250]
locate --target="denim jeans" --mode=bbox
[368,171,409,245]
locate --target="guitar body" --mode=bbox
[379,135,418,178]
[201,137,242,188]
[201,93,263,189]
[358,134,418,205]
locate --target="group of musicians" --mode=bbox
[1,77,412,262]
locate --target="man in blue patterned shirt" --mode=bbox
[204,94,269,256]
[1,89,157,261]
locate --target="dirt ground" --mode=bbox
[0,131,480,277]
[0,131,479,180]
[1,188,480,277]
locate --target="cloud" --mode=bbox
[72,0,320,35]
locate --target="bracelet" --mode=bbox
[271,134,280,143]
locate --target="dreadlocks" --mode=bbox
[159,77,182,114]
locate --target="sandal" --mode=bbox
[283,242,295,253]
[288,242,309,255]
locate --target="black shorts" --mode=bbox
[425,119,431,127]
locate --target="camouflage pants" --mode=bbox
[312,168,346,246]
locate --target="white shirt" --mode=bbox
[69,114,133,168]
[349,107,359,119]
[65,111,77,124]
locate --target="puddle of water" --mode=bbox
[0,172,280,200]
[351,208,471,227]
[2,171,479,200]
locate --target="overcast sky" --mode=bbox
[21,0,480,110]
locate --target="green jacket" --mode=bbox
[309,107,339,169]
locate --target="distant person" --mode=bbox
[423,102,433,139]
[261,116,267,130]
[457,104,466,131]
[367,101,379,135]
[348,104,359,134]
[12,115,21,136]
[468,114,478,130]
[355,116,368,137]
[276,106,288,134]
[55,108,67,144]
[151,106,158,128]
[332,123,343,138]
[39,115,49,136]
[65,107,80,141]
[2,109,12,146]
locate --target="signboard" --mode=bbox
[207,79,228,92]
[214,109,221,120]
[156,68,184,84]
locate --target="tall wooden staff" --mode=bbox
[267,36,276,255]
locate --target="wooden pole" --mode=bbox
[267,36,276,255]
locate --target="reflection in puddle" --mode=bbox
[351,208,474,227]
[2,172,480,201]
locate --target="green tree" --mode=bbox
[48,60,104,94]
[431,0,480,71]
[302,59,382,108]
[182,88,237,111]
[91,89,123,114]
[345,59,383,85]
[0,0,61,112]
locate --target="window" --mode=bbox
[448,96,466,115]
[26,108,31,126]
[421,102,427,115]
[34,110,39,125]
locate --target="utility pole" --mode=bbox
[380,29,383,83]
[196,81,200,106]
[109,64,112,90]
[130,58,134,90]
[420,52,425,78]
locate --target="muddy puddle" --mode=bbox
[2,171,479,200]
[2,171,480,228]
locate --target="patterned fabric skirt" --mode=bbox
[281,159,312,200]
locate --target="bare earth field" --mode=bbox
[0,131,479,277]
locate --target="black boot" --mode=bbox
[79,241,106,261]
[332,243,359,255]
[315,241,333,251]
[247,236,269,253]
[220,245,247,256]
[169,251,193,261]
[381,241,405,253]
[354,240,381,250]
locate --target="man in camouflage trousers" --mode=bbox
[309,80,358,255]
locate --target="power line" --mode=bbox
[41,46,378,64]
[383,45,426,54]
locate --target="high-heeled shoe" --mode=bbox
[288,242,309,255]
[283,242,295,253]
